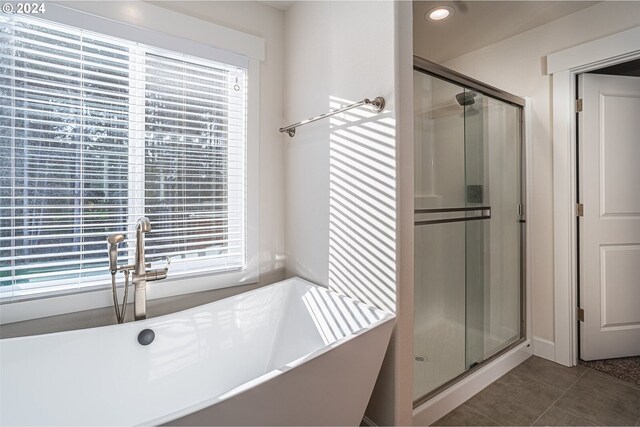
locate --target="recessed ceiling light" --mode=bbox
[427,6,454,21]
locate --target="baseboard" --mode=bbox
[412,340,532,426]
[361,415,377,426]
[533,336,556,362]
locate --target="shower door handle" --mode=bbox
[414,206,491,226]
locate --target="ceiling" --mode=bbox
[414,1,598,63]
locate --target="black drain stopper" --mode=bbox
[137,328,155,346]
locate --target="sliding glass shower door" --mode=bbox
[413,65,524,402]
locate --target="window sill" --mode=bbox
[0,281,264,339]
[0,268,258,325]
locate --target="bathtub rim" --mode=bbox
[0,277,391,343]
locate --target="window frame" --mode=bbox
[0,3,261,324]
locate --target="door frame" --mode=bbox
[547,26,640,367]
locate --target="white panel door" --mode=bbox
[579,73,640,361]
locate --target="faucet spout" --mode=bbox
[134,217,151,276]
[132,217,169,321]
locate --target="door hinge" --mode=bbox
[576,98,583,112]
[576,203,584,217]
[578,307,585,322]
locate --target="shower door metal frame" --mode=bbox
[412,55,528,407]
[413,56,526,108]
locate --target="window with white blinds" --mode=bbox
[0,15,247,301]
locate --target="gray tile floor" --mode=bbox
[432,356,640,426]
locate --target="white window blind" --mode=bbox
[0,15,247,301]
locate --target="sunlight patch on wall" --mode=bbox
[328,96,396,313]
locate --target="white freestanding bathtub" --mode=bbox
[0,277,394,426]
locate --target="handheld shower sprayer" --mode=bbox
[107,233,128,324]
[107,234,125,274]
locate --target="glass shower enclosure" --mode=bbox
[413,57,525,403]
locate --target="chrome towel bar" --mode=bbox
[279,96,385,137]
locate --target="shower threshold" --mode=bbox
[413,336,526,408]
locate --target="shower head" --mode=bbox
[107,234,125,273]
[455,90,477,106]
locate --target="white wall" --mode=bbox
[415,1,640,347]
[283,1,412,424]
[282,1,331,285]
[284,0,397,309]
